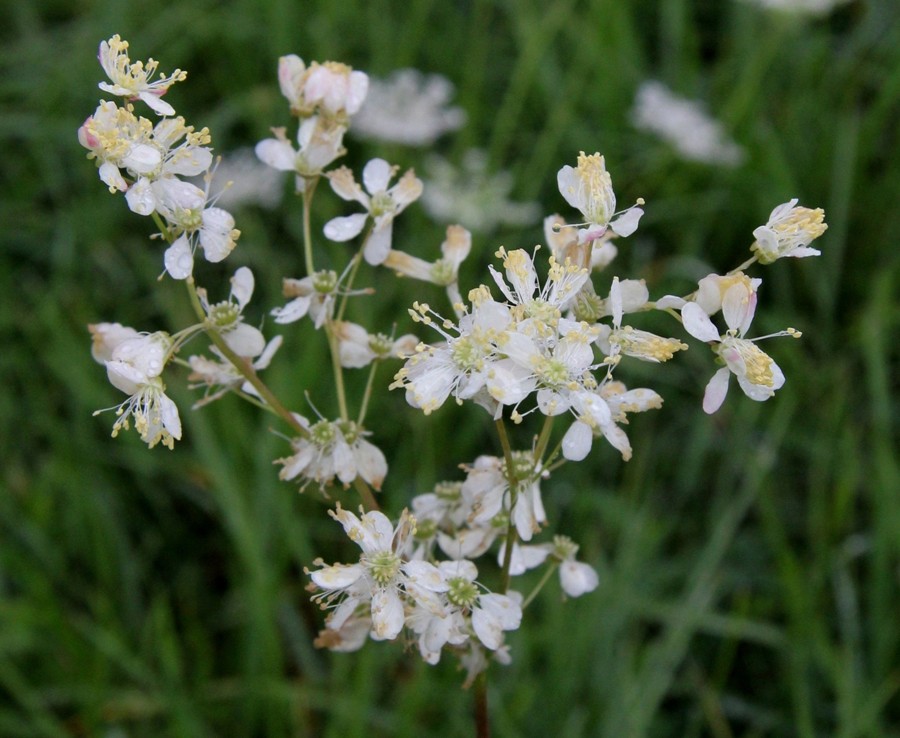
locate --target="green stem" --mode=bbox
[522,561,559,610]
[325,319,349,422]
[533,414,555,466]
[356,360,380,426]
[301,177,319,277]
[352,477,380,512]
[184,278,306,437]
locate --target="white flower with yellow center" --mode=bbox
[682,283,799,413]
[97,35,187,116]
[557,152,644,243]
[196,267,265,357]
[751,199,827,264]
[276,417,387,492]
[323,159,424,265]
[308,506,446,642]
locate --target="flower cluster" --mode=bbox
[79,37,239,280]
[82,36,828,690]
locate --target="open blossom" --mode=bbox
[500,535,599,598]
[323,159,423,265]
[195,267,265,358]
[751,199,827,264]
[682,282,798,413]
[557,152,644,243]
[309,506,446,642]
[632,81,744,166]
[89,322,140,363]
[96,331,182,449]
[334,321,418,369]
[255,117,348,190]
[560,380,662,462]
[188,336,282,407]
[276,417,387,492]
[270,269,352,328]
[351,68,466,146]
[97,35,187,116]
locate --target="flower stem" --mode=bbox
[352,477,380,512]
[184,278,306,437]
[522,561,559,610]
[325,319,349,422]
[301,177,319,277]
[356,360,379,426]
[473,671,491,738]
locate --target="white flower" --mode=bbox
[632,81,743,166]
[391,291,513,415]
[309,506,446,642]
[561,381,662,462]
[196,267,265,357]
[323,159,423,265]
[544,214,618,274]
[421,149,541,233]
[751,199,827,264]
[463,453,546,542]
[557,152,644,243]
[88,322,140,363]
[693,272,761,317]
[97,35,187,116]
[97,331,182,449]
[682,283,796,413]
[351,68,466,146]
[255,118,349,189]
[595,277,687,362]
[277,417,387,492]
[270,270,343,328]
[499,535,599,598]
[334,321,418,369]
[277,56,368,118]
[188,336,282,408]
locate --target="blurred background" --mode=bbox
[2,0,899,736]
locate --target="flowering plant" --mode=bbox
[80,35,826,734]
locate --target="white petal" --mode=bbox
[230,267,254,309]
[702,367,731,414]
[556,165,581,211]
[139,91,176,116]
[158,393,182,440]
[362,158,392,194]
[271,296,312,324]
[562,421,592,461]
[255,138,298,171]
[403,560,448,592]
[682,302,721,343]
[559,561,599,597]
[609,206,643,237]
[363,222,392,265]
[370,589,404,641]
[224,324,266,358]
[164,235,194,280]
[354,439,387,491]
[310,563,365,590]
[125,177,156,215]
[324,213,367,242]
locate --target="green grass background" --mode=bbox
[2,0,899,735]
